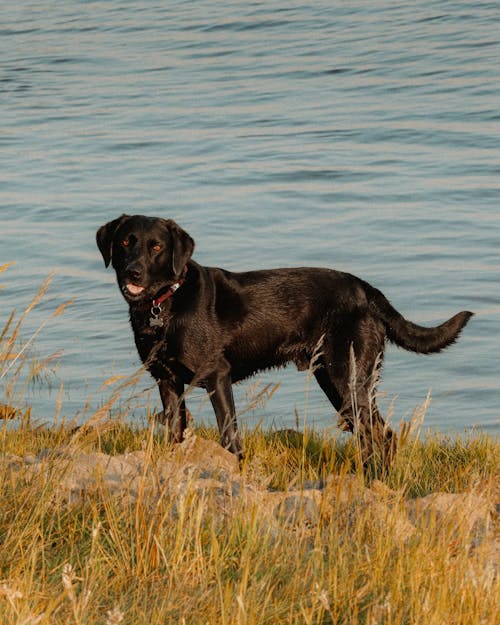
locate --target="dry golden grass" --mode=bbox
[0,421,498,625]
[0,269,498,625]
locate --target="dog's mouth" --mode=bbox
[121,279,176,302]
[126,283,145,296]
[122,282,147,300]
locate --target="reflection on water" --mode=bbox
[1,1,499,434]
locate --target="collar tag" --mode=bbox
[150,304,163,328]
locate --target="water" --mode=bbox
[1,1,499,435]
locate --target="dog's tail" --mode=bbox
[365,283,473,354]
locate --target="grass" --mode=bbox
[0,268,498,624]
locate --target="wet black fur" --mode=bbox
[97,214,473,467]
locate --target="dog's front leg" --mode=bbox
[206,366,243,460]
[157,377,187,443]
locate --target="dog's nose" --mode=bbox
[125,262,144,283]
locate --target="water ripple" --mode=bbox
[1,0,498,434]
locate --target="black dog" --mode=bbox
[97,214,472,467]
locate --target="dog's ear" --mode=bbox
[96,214,130,267]
[162,219,195,276]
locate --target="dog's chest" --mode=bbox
[135,330,162,361]
[130,310,172,358]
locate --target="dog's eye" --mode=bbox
[122,239,129,247]
[152,243,162,252]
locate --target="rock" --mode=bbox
[1,435,496,564]
[0,453,24,468]
[171,434,240,480]
[407,492,490,523]
[406,491,494,548]
[321,474,416,543]
[273,494,320,528]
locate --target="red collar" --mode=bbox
[149,267,188,328]
[152,266,188,307]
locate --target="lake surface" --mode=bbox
[1,1,499,435]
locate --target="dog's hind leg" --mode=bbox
[320,319,396,471]
[314,352,394,465]
[340,345,396,471]
[340,394,397,471]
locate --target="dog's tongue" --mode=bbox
[126,283,145,296]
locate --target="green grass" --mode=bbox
[0,267,498,624]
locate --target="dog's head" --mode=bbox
[96,214,195,303]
